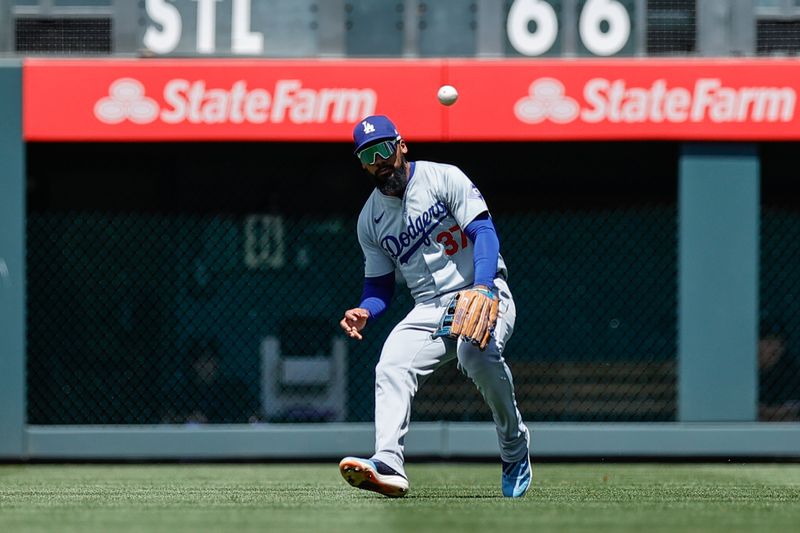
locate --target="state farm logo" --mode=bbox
[94,78,159,124]
[515,77,797,125]
[515,78,579,124]
[93,78,376,126]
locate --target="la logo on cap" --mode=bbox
[362,121,376,134]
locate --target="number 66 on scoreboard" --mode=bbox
[506,0,638,57]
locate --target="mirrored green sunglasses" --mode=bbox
[357,140,398,165]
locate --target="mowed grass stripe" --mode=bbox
[0,464,798,532]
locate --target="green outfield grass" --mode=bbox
[1,463,799,532]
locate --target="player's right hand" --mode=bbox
[340,308,369,340]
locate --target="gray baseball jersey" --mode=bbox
[357,160,508,302]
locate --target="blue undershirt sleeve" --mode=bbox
[465,214,500,289]
[358,271,395,319]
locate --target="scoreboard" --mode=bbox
[10,1,800,58]
[505,0,638,57]
[21,1,800,59]
[139,0,644,57]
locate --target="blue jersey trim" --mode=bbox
[465,214,500,289]
[359,272,395,318]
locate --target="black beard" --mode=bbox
[373,155,408,196]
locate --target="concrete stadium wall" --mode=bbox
[23,423,800,460]
[0,61,25,458]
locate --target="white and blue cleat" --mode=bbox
[501,455,532,497]
[339,456,409,498]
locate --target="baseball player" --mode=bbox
[338,115,531,498]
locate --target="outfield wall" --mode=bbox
[23,423,800,460]
[0,60,25,458]
[1,60,799,459]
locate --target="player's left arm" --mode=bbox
[431,170,501,349]
[440,166,489,230]
[464,213,500,291]
[438,166,499,290]
[432,220,501,349]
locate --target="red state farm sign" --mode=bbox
[94,78,373,126]
[23,59,444,141]
[514,78,793,125]
[447,59,800,140]
[23,58,800,141]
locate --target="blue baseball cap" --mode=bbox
[353,115,401,154]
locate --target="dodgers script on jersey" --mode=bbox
[357,161,508,303]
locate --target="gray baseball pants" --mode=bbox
[371,277,529,477]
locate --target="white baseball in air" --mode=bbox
[437,85,459,106]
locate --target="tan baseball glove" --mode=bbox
[432,285,500,350]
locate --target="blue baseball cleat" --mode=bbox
[501,454,532,497]
[339,456,409,498]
